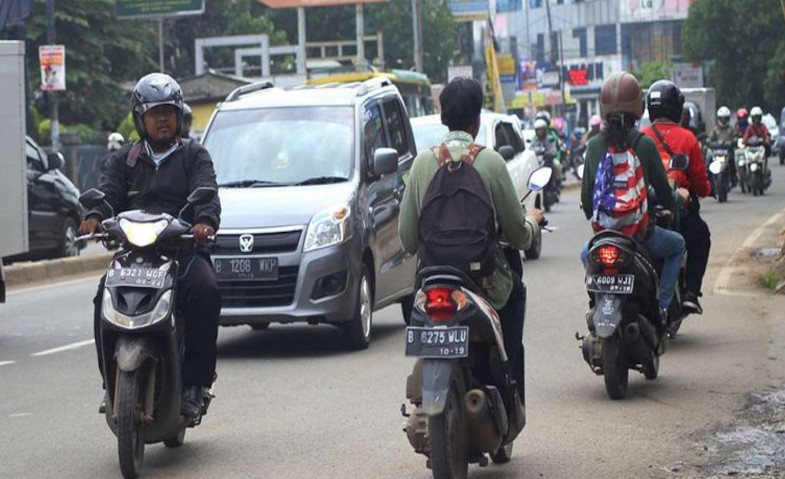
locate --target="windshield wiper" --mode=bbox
[295,176,348,186]
[218,180,289,188]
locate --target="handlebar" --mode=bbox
[76,232,216,244]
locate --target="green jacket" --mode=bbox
[580,132,676,222]
[399,130,539,309]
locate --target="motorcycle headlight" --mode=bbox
[102,289,173,329]
[119,219,169,247]
[750,163,759,172]
[304,205,351,252]
[737,159,746,166]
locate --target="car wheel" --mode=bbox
[343,266,373,350]
[57,218,80,258]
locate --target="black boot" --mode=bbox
[181,386,205,422]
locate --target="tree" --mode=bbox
[683,0,785,111]
[634,62,670,89]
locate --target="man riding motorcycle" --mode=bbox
[580,72,686,324]
[736,108,749,138]
[399,76,544,405]
[533,118,563,181]
[586,114,603,142]
[79,73,222,420]
[744,106,771,157]
[708,106,738,187]
[641,80,712,315]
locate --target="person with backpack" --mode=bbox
[78,73,221,420]
[580,72,686,322]
[398,76,544,403]
[642,80,712,315]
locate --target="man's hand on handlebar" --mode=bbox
[79,217,101,236]
[526,208,545,226]
[193,223,215,245]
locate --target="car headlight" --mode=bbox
[102,289,173,329]
[304,205,351,252]
[119,218,168,247]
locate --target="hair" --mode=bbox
[603,114,637,151]
[440,77,483,132]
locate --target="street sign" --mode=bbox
[568,69,588,86]
[448,0,489,22]
[39,45,65,92]
[256,0,388,7]
[116,0,205,19]
[448,65,473,82]
[671,63,704,88]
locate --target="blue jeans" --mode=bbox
[581,226,686,310]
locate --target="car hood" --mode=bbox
[218,182,355,229]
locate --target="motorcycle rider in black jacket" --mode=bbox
[79,73,222,420]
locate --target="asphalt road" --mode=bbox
[2,165,785,479]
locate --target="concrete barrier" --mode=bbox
[5,253,112,289]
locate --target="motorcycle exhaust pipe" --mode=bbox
[465,389,503,453]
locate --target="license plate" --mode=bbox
[586,274,635,294]
[405,326,469,358]
[213,257,278,281]
[106,267,167,289]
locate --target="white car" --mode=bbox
[410,113,545,258]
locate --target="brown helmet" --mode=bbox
[600,72,644,120]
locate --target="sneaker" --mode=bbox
[181,386,205,420]
[682,292,703,315]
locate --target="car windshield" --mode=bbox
[204,106,354,186]
[412,122,486,153]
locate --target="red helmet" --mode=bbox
[736,108,749,120]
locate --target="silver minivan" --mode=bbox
[201,78,418,349]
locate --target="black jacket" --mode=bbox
[87,139,221,230]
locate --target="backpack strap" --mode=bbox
[651,123,677,158]
[431,144,486,167]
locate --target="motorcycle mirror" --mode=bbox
[576,164,585,180]
[79,189,106,209]
[528,167,553,192]
[187,187,217,206]
[709,161,725,175]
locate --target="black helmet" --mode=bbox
[646,80,684,124]
[183,102,193,121]
[131,73,184,140]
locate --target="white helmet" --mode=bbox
[750,106,763,117]
[107,132,124,151]
[534,118,548,130]
[717,106,731,125]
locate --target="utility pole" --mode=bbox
[779,0,785,25]
[544,0,556,66]
[46,0,59,150]
[356,4,365,69]
[412,0,423,72]
[297,7,307,76]
[559,30,565,112]
[158,18,164,73]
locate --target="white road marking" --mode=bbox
[8,413,33,418]
[0,361,16,367]
[8,274,99,297]
[714,207,785,296]
[31,339,95,357]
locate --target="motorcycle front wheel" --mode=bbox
[428,378,468,479]
[117,368,145,479]
[602,335,629,400]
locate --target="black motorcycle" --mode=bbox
[78,187,216,479]
[707,141,732,203]
[403,168,551,479]
[532,144,559,212]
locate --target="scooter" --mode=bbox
[743,138,771,196]
[532,144,559,212]
[402,168,552,479]
[78,186,217,479]
[707,141,732,203]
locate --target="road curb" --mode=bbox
[5,253,112,289]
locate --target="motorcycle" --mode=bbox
[77,186,217,479]
[576,157,689,400]
[402,167,552,479]
[741,137,771,196]
[707,141,732,203]
[532,144,559,212]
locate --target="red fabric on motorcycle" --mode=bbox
[418,144,496,282]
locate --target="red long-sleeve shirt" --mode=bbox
[743,123,770,144]
[641,120,712,198]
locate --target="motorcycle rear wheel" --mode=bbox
[117,369,145,479]
[428,379,469,479]
[602,335,629,400]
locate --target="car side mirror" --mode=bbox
[498,145,515,161]
[79,189,106,209]
[47,152,64,171]
[187,187,217,206]
[372,148,398,177]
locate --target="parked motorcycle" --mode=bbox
[707,141,732,203]
[402,167,552,479]
[532,144,559,212]
[78,187,217,479]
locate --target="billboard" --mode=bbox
[448,0,488,22]
[116,0,205,19]
[39,45,65,92]
[256,0,388,7]
[620,0,695,22]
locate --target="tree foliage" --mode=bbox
[634,62,670,89]
[683,0,785,111]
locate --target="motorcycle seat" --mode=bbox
[416,265,483,295]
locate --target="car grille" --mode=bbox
[211,230,301,255]
[219,266,299,308]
